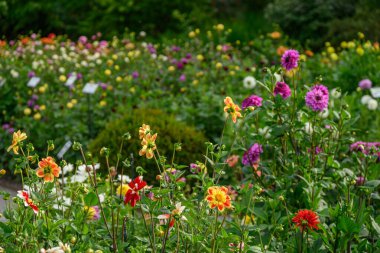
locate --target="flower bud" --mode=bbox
[100,147,110,157]
[70,236,77,244]
[72,141,82,151]
[47,140,55,151]
[174,143,182,152]
[60,160,67,167]
[123,132,131,141]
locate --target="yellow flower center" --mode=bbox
[44,166,52,174]
[215,192,226,202]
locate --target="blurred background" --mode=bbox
[0,0,379,49]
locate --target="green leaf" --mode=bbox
[337,216,360,234]
[364,180,380,188]
[84,192,99,206]
[370,216,380,235]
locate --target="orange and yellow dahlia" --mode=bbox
[206,186,232,212]
[224,97,242,123]
[36,156,61,183]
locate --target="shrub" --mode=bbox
[89,108,208,181]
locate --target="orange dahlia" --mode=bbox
[224,97,242,123]
[206,186,232,212]
[36,156,61,183]
[292,209,320,232]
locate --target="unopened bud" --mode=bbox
[70,236,77,244]
[72,141,82,151]
[123,132,131,141]
[100,147,110,157]
[47,140,55,151]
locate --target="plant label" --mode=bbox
[65,75,77,87]
[0,78,5,87]
[83,83,98,94]
[57,140,72,159]
[370,87,380,98]
[27,77,40,88]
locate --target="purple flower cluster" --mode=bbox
[350,141,380,155]
[358,79,372,90]
[27,94,39,108]
[281,49,299,71]
[242,95,263,109]
[2,123,14,134]
[242,143,263,166]
[305,84,329,111]
[274,82,291,99]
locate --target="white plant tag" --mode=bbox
[370,87,380,98]
[57,141,72,159]
[82,83,98,94]
[27,77,41,87]
[0,78,5,87]
[65,75,77,87]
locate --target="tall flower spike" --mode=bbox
[224,96,242,123]
[139,133,157,159]
[139,124,151,139]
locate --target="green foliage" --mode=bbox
[89,108,207,181]
[0,0,213,39]
[265,0,380,49]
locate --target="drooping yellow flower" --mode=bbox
[224,97,242,123]
[139,133,157,159]
[7,130,27,154]
[205,186,232,212]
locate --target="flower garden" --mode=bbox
[0,21,379,253]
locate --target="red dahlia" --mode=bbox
[292,209,319,232]
[124,176,147,207]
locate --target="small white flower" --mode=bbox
[330,88,341,99]
[96,59,102,65]
[118,175,131,183]
[58,67,65,73]
[367,99,378,110]
[258,126,272,139]
[361,95,372,105]
[304,122,314,135]
[52,196,72,211]
[140,31,147,37]
[274,73,282,83]
[10,69,19,78]
[319,109,329,118]
[243,76,256,89]
[61,164,74,175]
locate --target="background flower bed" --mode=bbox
[0,30,379,171]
